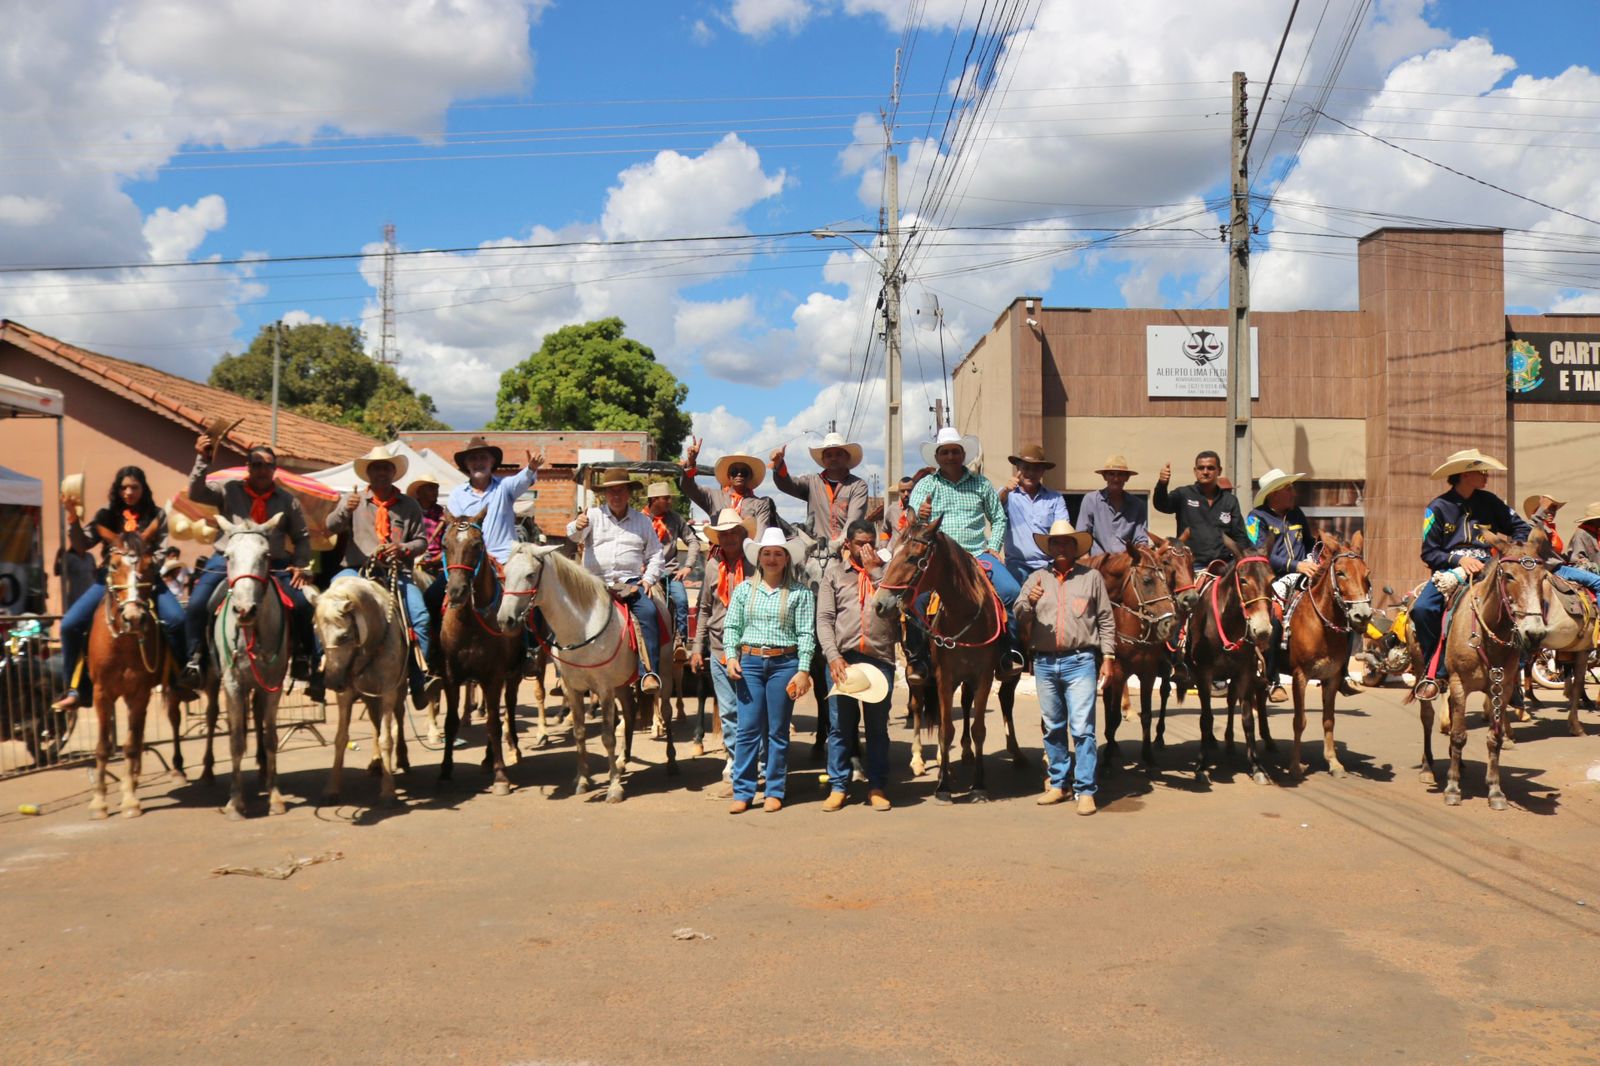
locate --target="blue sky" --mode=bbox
[4,0,1598,492]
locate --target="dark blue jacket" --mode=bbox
[1245,506,1314,576]
[1420,489,1529,571]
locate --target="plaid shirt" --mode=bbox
[907,470,1007,556]
[722,579,816,671]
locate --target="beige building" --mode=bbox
[953,228,1600,591]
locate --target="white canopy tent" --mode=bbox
[303,440,466,494]
[0,465,43,507]
[0,374,63,613]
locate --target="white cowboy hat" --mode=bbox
[160,558,184,577]
[1254,468,1306,508]
[1522,494,1565,520]
[807,432,864,469]
[352,445,408,483]
[742,525,804,568]
[59,471,85,505]
[713,453,766,489]
[193,519,220,545]
[699,508,753,543]
[827,662,890,705]
[1032,519,1092,556]
[167,510,194,541]
[919,426,981,468]
[1578,501,1600,525]
[1429,448,1506,479]
[645,480,674,500]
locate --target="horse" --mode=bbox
[1279,532,1373,779]
[498,542,642,802]
[1087,544,1179,772]
[1182,535,1279,784]
[873,514,1006,801]
[435,510,524,795]
[314,577,409,806]
[1404,533,1550,809]
[86,524,183,818]
[211,514,302,819]
[1536,567,1597,738]
[1127,533,1202,751]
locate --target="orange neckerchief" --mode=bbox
[715,553,746,607]
[651,515,671,543]
[822,476,847,536]
[243,483,274,523]
[122,508,140,532]
[846,555,877,652]
[725,488,746,513]
[1540,518,1565,555]
[896,506,908,531]
[370,490,397,542]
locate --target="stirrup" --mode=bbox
[640,672,661,693]
[1413,677,1440,701]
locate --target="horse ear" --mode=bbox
[470,506,489,524]
[1222,533,1246,559]
[140,518,163,549]
[924,514,944,534]
[215,514,237,537]
[1148,531,1167,549]
[1349,529,1364,555]
[261,512,285,533]
[1482,530,1512,555]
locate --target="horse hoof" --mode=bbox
[934,791,953,804]
[1502,734,1517,748]
[970,789,990,803]
[574,780,590,796]
[1153,736,1165,749]
[121,805,142,819]
[605,787,624,804]
[199,771,215,786]
[268,801,287,816]
[491,781,511,797]
[1290,763,1307,781]
[1418,769,1436,786]
[691,741,704,757]
[89,805,108,820]
[504,747,521,766]
[1488,794,1508,812]
[1252,771,1269,786]
[960,750,975,765]
[223,804,246,821]
[1443,791,1462,807]
[1010,752,1030,769]
[378,793,397,809]
[1329,765,1347,780]
[170,770,188,785]
[1195,771,1210,786]
[321,789,340,804]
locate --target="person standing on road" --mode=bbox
[1076,455,1150,556]
[691,509,754,793]
[1014,520,1114,815]
[1152,450,1242,568]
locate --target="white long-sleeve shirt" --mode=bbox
[566,506,664,586]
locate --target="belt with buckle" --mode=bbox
[740,644,797,658]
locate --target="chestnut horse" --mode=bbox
[873,515,1007,801]
[86,525,183,818]
[1281,532,1373,779]
[1088,545,1178,772]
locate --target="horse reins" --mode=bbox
[1112,560,1178,648]
[878,532,1005,650]
[1304,549,1371,633]
[444,521,510,636]
[216,529,288,693]
[1210,555,1273,654]
[1466,556,1543,736]
[102,547,161,671]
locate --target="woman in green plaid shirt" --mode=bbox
[723,527,815,814]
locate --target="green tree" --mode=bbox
[490,317,691,458]
[209,322,448,437]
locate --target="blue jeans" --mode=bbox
[667,577,689,640]
[828,653,892,792]
[732,651,799,802]
[627,580,661,675]
[709,653,738,763]
[59,582,185,701]
[1411,580,1447,679]
[1556,565,1600,596]
[332,568,429,659]
[1035,649,1099,795]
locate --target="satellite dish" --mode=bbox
[912,292,942,332]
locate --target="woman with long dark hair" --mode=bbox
[52,466,186,711]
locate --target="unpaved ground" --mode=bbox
[2,680,1598,1065]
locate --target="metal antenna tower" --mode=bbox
[377,222,398,367]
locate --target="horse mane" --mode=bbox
[925,526,990,608]
[541,545,613,605]
[315,577,377,623]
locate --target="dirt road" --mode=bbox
[2,682,1598,1065]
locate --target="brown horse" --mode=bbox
[1281,532,1373,779]
[87,526,183,818]
[873,515,1006,801]
[1129,533,1202,751]
[1406,534,1549,809]
[1088,545,1179,772]
[1532,544,1596,739]
[1183,536,1278,784]
[437,510,522,795]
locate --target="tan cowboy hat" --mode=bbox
[827,662,890,705]
[700,507,754,543]
[193,519,220,545]
[405,474,440,498]
[919,425,981,468]
[352,445,408,483]
[1578,502,1600,525]
[1430,448,1506,479]
[645,480,674,500]
[1095,454,1138,477]
[59,471,85,505]
[1522,494,1565,520]
[807,431,864,469]
[592,467,636,490]
[1006,443,1055,469]
[1254,468,1306,508]
[167,509,194,541]
[454,435,504,473]
[204,416,246,459]
[160,558,184,577]
[714,453,766,489]
[1032,519,1092,556]
[742,525,804,568]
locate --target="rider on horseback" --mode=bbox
[679,439,777,536]
[1246,468,1319,704]
[642,481,699,655]
[566,467,666,693]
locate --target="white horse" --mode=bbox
[314,576,408,806]
[499,543,637,802]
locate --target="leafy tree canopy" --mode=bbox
[489,317,691,458]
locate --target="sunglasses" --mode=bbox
[727,467,752,478]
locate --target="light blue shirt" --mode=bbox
[445,467,536,564]
[1002,485,1070,573]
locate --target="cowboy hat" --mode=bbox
[203,415,246,460]
[1578,501,1600,525]
[405,474,440,498]
[700,507,754,542]
[919,426,981,468]
[1254,468,1306,508]
[1430,448,1506,479]
[352,445,408,484]
[714,453,766,489]
[454,435,504,473]
[645,480,674,500]
[827,662,891,705]
[1032,519,1092,556]
[1006,443,1055,469]
[193,519,220,545]
[592,467,636,490]
[160,558,184,577]
[1522,494,1565,520]
[742,525,804,568]
[167,510,194,541]
[1094,454,1138,477]
[59,471,85,505]
[807,431,864,469]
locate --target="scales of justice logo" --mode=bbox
[1507,339,1544,393]
[1182,329,1225,366]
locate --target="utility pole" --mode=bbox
[270,320,282,447]
[1226,71,1254,496]
[930,397,945,434]
[882,51,904,487]
[377,222,398,368]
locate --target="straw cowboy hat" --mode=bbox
[203,415,246,460]
[160,558,184,578]
[593,467,636,490]
[1430,448,1506,479]
[167,511,194,541]
[193,519,220,545]
[405,473,440,498]
[645,480,674,500]
[919,426,981,468]
[714,453,767,489]
[454,435,504,473]
[1032,519,1092,556]
[807,431,864,469]
[1522,494,1565,520]
[1094,454,1138,477]
[699,507,754,543]
[742,525,805,568]
[352,445,408,483]
[1006,443,1055,469]
[1254,468,1306,508]
[827,662,891,705]
[59,471,85,505]
[1577,502,1600,526]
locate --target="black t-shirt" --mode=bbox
[89,504,165,562]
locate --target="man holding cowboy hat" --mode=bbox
[771,430,869,555]
[691,508,756,786]
[998,443,1070,585]
[1076,455,1150,556]
[679,437,777,535]
[1015,520,1114,815]
[325,446,431,705]
[643,480,699,650]
[566,468,666,692]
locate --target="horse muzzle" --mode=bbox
[1246,612,1274,644]
[1154,616,1177,643]
[1346,603,1373,629]
[1515,617,1550,650]
[871,589,902,618]
[1176,589,1200,614]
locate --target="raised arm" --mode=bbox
[769,446,809,503]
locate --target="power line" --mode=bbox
[1244,0,1301,160]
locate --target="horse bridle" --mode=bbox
[1471,556,1544,651]
[500,549,622,654]
[878,530,1003,650]
[1211,554,1274,654]
[443,519,508,633]
[102,546,158,656]
[1305,549,1371,633]
[1114,560,1178,647]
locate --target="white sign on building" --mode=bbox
[1146,325,1260,399]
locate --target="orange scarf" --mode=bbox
[122,508,140,532]
[651,515,670,543]
[822,477,846,536]
[726,489,745,513]
[244,483,274,524]
[1540,518,1565,555]
[847,556,876,651]
[371,492,395,542]
[896,509,908,531]
[716,553,746,607]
